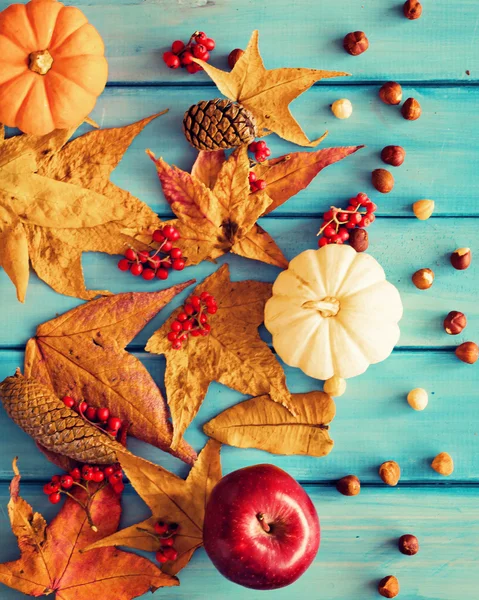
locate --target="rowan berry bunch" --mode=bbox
[153,521,180,564]
[42,464,124,529]
[168,292,218,350]
[317,192,377,247]
[117,225,185,281]
[62,395,123,438]
[247,140,270,192]
[163,31,215,74]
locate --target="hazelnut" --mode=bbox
[402,98,422,120]
[336,475,360,496]
[331,98,353,119]
[343,31,369,56]
[407,388,428,411]
[450,247,471,270]
[444,311,467,335]
[398,534,419,556]
[381,145,405,167]
[455,341,479,364]
[349,228,369,252]
[431,452,454,476]
[379,461,401,486]
[404,0,422,20]
[412,199,434,220]
[324,375,347,397]
[372,168,394,193]
[412,268,434,290]
[378,575,399,598]
[228,48,244,69]
[379,81,403,105]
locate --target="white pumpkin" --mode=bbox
[265,245,403,384]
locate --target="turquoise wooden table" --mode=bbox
[1,1,479,598]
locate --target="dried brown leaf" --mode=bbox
[204,391,335,457]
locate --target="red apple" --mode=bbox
[203,464,320,590]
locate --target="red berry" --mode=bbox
[204,295,217,306]
[250,182,258,193]
[172,258,186,271]
[85,406,97,421]
[323,210,334,221]
[108,471,122,485]
[367,202,378,213]
[154,521,169,535]
[171,40,185,54]
[323,224,336,238]
[330,234,341,243]
[349,212,362,225]
[82,466,93,481]
[184,303,194,316]
[156,550,168,564]
[256,179,267,190]
[78,401,88,414]
[171,340,182,350]
[368,213,376,223]
[346,205,356,212]
[248,142,258,152]
[182,320,193,332]
[162,547,178,561]
[164,52,180,69]
[62,395,75,409]
[193,44,207,59]
[92,471,105,483]
[125,248,137,261]
[148,256,161,270]
[190,295,201,308]
[200,291,211,301]
[255,153,267,163]
[167,331,178,342]
[201,50,210,62]
[130,263,143,276]
[163,225,178,240]
[49,492,62,504]
[199,313,208,324]
[70,468,81,481]
[248,171,257,183]
[202,323,211,335]
[360,216,371,227]
[43,481,59,495]
[195,31,207,43]
[108,417,122,431]
[356,192,369,204]
[142,268,156,281]
[156,268,169,280]
[181,50,194,65]
[51,475,61,483]
[152,230,165,243]
[204,37,215,51]
[170,320,182,332]
[97,407,110,422]
[186,63,202,74]
[104,466,115,477]
[170,248,182,260]
[60,475,74,489]
[318,237,329,248]
[177,312,188,322]
[190,329,201,337]
[256,140,267,151]
[137,250,150,263]
[177,333,188,342]
[339,229,350,242]
[336,238,344,244]
[113,482,125,494]
[207,305,218,315]
[161,536,176,547]
[264,148,271,157]
[337,212,349,223]
[118,258,130,272]
[161,240,173,253]
[162,259,172,270]
[346,221,356,230]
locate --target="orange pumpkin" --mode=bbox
[0,0,108,135]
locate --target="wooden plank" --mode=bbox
[0,0,476,84]
[0,216,477,349]
[1,349,477,483]
[0,483,477,599]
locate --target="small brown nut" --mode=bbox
[379,461,401,486]
[444,311,467,335]
[412,199,434,220]
[228,48,244,69]
[381,145,405,167]
[379,81,403,105]
[450,247,471,270]
[402,98,421,120]
[412,268,434,290]
[336,475,360,496]
[398,534,419,556]
[343,31,369,56]
[378,575,399,598]
[455,341,479,364]
[349,228,368,252]
[404,0,422,20]
[372,168,394,193]
[407,388,428,411]
[431,452,454,476]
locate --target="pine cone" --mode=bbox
[0,371,122,465]
[183,98,256,151]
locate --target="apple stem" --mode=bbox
[256,513,271,533]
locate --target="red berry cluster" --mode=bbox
[43,464,124,505]
[247,140,270,192]
[163,31,215,74]
[154,521,180,564]
[317,192,377,247]
[62,395,122,438]
[168,292,217,350]
[117,225,185,281]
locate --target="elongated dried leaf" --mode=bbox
[194,30,348,146]
[24,286,197,465]
[85,440,222,576]
[0,113,166,302]
[0,460,177,599]
[146,264,294,449]
[204,391,335,457]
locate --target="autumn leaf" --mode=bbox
[204,391,335,457]
[0,460,177,599]
[0,113,165,302]
[85,440,222,576]
[146,264,294,450]
[148,144,361,268]
[24,286,197,465]
[194,30,348,146]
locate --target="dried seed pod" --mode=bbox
[0,371,123,464]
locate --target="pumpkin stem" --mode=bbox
[29,50,53,75]
[302,297,340,317]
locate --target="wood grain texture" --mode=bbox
[0,483,478,599]
[1,349,477,483]
[0,0,476,83]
